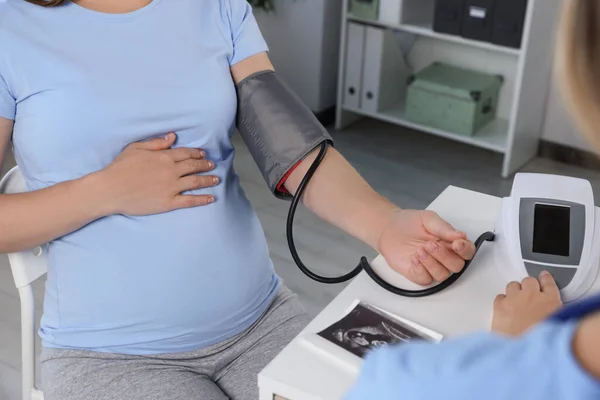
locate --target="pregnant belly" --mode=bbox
[41,192,276,349]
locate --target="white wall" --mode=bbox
[318,0,343,110]
[541,65,590,151]
[254,0,342,113]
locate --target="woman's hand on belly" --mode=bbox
[99,132,219,216]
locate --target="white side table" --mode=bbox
[258,186,600,400]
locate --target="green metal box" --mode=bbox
[405,63,504,136]
[349,0,379,20]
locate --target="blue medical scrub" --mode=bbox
[345,294,600,399]
[0,0,280,355]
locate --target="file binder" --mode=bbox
[343,22,366,109]
[361,26,410,113]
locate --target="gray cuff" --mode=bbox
[235,70,334,200]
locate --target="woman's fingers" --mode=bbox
[406,258,435,286]
[452,239,476,261]
[168,147,206,162]
[421,210,466,242]
[171,194,215,210]
[176,159,215,176]
[132,132,177,151]
[424,241,465,273]
[417,247,451,282]
[179,175,220,192]
[171,172,220,210]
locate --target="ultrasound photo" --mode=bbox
[317,302,429,359]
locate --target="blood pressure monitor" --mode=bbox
[492,173,600,302]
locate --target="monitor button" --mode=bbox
[525,263,577,290]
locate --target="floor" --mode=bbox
[2,119,600,399]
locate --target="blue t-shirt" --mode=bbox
[345,296,600,400]
[0,0,280,354]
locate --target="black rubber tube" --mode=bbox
[286,141,495,296]
[286,142,363,284]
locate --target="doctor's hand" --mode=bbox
[377,210,476,286]
[492,272,563,336]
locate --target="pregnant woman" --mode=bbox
[0,0,475,398]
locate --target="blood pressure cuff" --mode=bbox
[235,70,334,200]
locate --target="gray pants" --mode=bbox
[41,286,309,400]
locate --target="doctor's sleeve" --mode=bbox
[0,74,15,120]
[224,0,269,66]
[344,321,600,400]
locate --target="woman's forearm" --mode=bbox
[0,171,113,253]
[284,147,398,251]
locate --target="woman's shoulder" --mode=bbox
[0,0,17,59]
[0,0,46,79]
[0,0,32,35]
[210,0,255,26]
[0,0,28,16]
[174,0,231,29]
[0,0,13,25]
[182,0,250,43]
[0,1,26,44]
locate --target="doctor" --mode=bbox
[345,1,600,398]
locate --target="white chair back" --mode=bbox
[0,166,46,400]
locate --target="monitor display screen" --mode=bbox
[532,204,570,257]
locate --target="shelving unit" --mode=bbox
[346,14,522,57]
[343,101,509,153]
[335,0,561,178]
